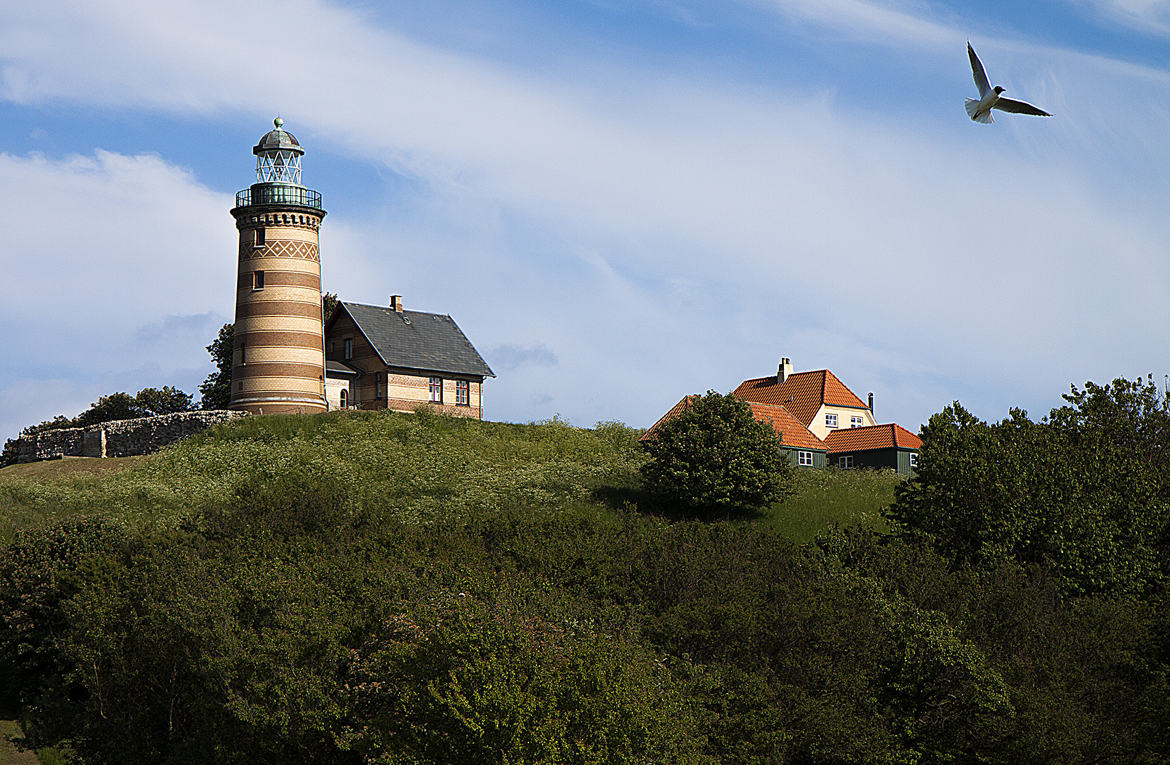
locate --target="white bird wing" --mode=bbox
[968,42,990,97]
[993,97,1051,117]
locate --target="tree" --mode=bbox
[199,323,234,410]
[889,377,1170,596]
[132,386,195,417]
[322,291,339,324]
[640,391,792,515]
[73,393,137,428]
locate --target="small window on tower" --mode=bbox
[254,228,266,247]
[252,270,265,290]
[239,343,246,366]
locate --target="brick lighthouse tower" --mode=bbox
[229,118,328,414]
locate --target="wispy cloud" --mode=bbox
[1067,0,1170,34]
[489,344,559,371]
[738,0,954,46]
[1,0,1168,437]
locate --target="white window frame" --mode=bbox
[455,379,469,406]
[909,453,918,469]
[429,377,443,403]
[798,451,813,466]
[850,415,864,428]
[825,413,838,429]
[339,389,348,409]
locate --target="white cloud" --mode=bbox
[0,150,235,438]
[741,0,954,46]
[1,0,1168,438]
[1067,0,1170,33]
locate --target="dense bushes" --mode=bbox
[3,385,1170,762]
[5,492,1169,761]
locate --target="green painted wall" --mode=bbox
[783,447,827,469]
[833,448,918,475]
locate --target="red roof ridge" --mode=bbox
[823,422,922,452]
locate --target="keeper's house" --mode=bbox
[733,357,921,474]
[324,296,494,418]
[642,357,922,474]
[639,395,830,469]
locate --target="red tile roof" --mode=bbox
[639,395,697,442]
[640,396,826,451]
[823,423,922,454]
[745,402,828,450]
[733,370,870,427]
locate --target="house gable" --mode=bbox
[733,369,870,429]
[323,300,493,418]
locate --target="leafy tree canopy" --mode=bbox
[15,387,196,438]
[199,323,234,410]
[640,391,792,515]
[322,291,339,324]
[889,376,1170,596]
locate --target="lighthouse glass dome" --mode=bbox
[257,148,302,184]
[254,118,305,184]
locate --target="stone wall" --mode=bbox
[3,410,246,465]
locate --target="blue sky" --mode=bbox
[2,0,1169,441]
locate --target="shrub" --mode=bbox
[640,392,792,515]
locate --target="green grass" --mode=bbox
[765,467,900,543]
[0,719,65,765]
[0,411,902,544]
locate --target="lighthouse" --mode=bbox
[228,118,328,414]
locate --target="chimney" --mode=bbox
[390,295,403,313]
[868,392,874,415]
[778,357,794,383]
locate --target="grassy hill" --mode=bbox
[0,409,898,544]
[4,408,1166,763]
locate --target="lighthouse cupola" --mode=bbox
[228,118,328,414]
[254,117,304,184]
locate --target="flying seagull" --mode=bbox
[966,42,1051,123]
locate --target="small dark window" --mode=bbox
[376,375,385,399]
[253,270,265,290]
[344,339,353,360]
[340,389,348,409]
[239,343,246,365]
[254,228,266,246]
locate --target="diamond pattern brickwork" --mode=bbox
[240,239,319,261]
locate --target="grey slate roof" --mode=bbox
[325,360,361,376]
[340,302,495,378]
